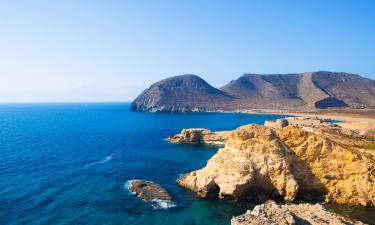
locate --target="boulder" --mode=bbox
[231,201,365,225]
[128,180,172,203]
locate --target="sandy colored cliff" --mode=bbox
[170,124,375,206]
[231,200,365,225]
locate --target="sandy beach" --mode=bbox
[286,112,375,123]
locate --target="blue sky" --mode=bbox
[0,0,374,102]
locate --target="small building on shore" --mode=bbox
[264,118,289,128]
[264,116,332,128]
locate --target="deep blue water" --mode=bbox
[0,103,372,225]
[0,103,286,225]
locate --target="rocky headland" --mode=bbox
[231,200,365,225]
[168,128,230,146]
[169,124,375,206]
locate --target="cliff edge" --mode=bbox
[170,124,375,206]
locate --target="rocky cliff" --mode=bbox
[231,200,365,225]
[131,72,375,112]
[171,125,375,206]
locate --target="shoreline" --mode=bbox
[238,110,375,123]
[170,124,375,220]
[282,112,375,123]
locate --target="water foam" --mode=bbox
[84,153,115,167]
[150,199,177,209]
[124,180,136,194]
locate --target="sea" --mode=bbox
[0,103,373,225]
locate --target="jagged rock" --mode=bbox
[174,124,375,206]
[168,128,230,146]
[129,180,172,201]
[231,201,365,225]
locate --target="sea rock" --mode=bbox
[175,124,375,206]
[129,180,172,202]
[168,128,229,146]
[231,200,365,225]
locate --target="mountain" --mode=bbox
[130,74,235,112]
[131,71,375,112]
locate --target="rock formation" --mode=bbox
[339,122,375,138]
[128,180,173,208]
[231,200,365,225]
[168,128,229,146]
[171,124,375,206]
[132,72,375,112]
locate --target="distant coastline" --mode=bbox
[131,72,375,113]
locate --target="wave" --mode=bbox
[84,153,115,167]
[124,180,136,194]
[150,199,177,209]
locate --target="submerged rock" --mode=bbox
[128,180,174,208]
[231,201,365,225]
[174,124,375,206]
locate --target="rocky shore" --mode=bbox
[231,200,365,225]
[168,128,230,146]
[170,124,375,206]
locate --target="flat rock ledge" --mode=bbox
[231,201,366,225]
[168,128,229,146]
[128,180,174,208]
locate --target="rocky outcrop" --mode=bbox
[128,180,172,202]
[339,122,375,138]
[127,180,176,209]
[132,72,375,112]
[231,200,365,225]
[168,128,230,146]
[174,124,375,206]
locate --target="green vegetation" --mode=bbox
[365,145,375,150]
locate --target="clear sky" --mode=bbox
[0,0,374,102]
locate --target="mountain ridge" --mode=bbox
[131,71,375,112]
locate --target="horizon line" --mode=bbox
[0,101,132,104]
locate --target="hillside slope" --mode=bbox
[131,72,375,112]
[130,74,235,112]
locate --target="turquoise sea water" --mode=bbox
[0,103,373,225]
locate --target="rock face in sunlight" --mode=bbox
[132,71,375,112]
[172,124,375,206]
[168,128,229,146]
[231,200,365,225]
